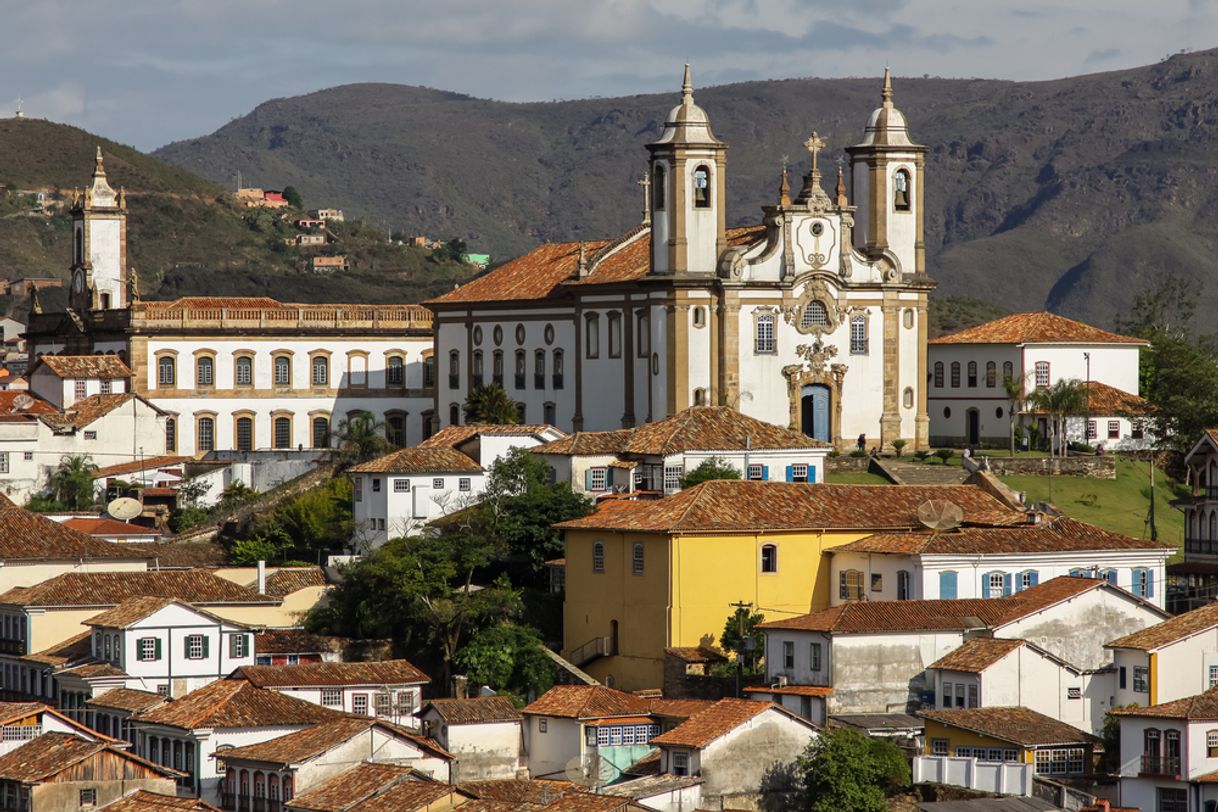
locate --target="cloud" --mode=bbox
[1084,48,1123,65]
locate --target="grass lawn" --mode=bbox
[826,470,893,485]
[998,459,1187,558]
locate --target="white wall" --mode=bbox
[524,715,583,780]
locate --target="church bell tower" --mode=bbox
[70,147,128,312]
[647,65,727,275]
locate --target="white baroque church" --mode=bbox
[429,67,933,451]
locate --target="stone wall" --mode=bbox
[971,455,1116,479]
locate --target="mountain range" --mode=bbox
[152,49,1218,328]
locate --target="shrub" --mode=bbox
[934,449,955,464]
[891,439,907,457]
[849,449,867,458]
[913,450,930,462]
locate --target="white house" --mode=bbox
[925,637,1106,734]
[757,576,1168,716]
[649,698,818,809]
[418,696,524,781]
[1112,687,1218,812]
[429,69,934,454]
[232,660,429,724]
[928,311,1148,448]
[531,406,829,497]
[1106,602,1218,709]
[0,701,115,756]
[1173,432,1218,613]
[26,355,131,410]
[349,424,565,544]
[130,678,344,803]
[826,515,1172,608]
[217,716,452,810]
[88,688,167,744]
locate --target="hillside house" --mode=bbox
[1112,687,1218,812]
[418,697,523,781]
[232,661,429,724]
[1106,602,1218,709]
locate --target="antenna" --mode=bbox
[14,97,23,119]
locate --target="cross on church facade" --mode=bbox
[803,131,827,175]
[637,172,651,224]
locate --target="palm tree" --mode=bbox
[1002,373,1027,457]
[1028,379,1086,457]
[334,411,392,467]
[49,455,99,509]
[463,384,519,425]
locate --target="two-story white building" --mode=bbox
[232,660,429,724]
[1106,602,1218,710]
[531,406,828,497]
[928,312,1148,448]
[1113,688,1218,812]
[349,424,566,545]
[1173,432,1218,612]
[418,696,524,781]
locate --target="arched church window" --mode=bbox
[165,418,177,453]
[985,361,997,388]
[653,164,666,211]
[903,387,914,409]
[950,362,961,388]
[585,314,600,359]
[903,309,915,329]
[492,350,504,386]
[693,165,711,209]
[158,356,176,388]
[755,314,776,354]
[894,169,912,211]
[75,230,84,266]
[693,388,707,406]
[472,351,484,386]
[1003,361,1014,382]
[967,361,977,388]
[691,307,706,329]
[800,300,830,329]
[933,362,944,388]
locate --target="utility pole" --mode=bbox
[1149,455,1158,541]
[1084,352,1091,447]
[729,600,753,698]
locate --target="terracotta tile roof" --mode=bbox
[647,699,716,718]
[123,540,229,568]
[757,576,1112,633]
[349,781,468,812]
[1107,602,1218,651]
[42,393,162,431]
[928,638,1026,673]
[260,567,327,596]
[34,355,132,378]
[1195,769,1218,783]
[455,802,530,812]
[920,707,1098,747]
[429,226,763,306]
[743,685,834,697]
[421,424,561,449]
[0,570,277,608]
[0,391,57,420]
[0,497,153,561]
[664,646,726,664]
[285,762,415,812]
[21,630,91,666]
[542,792,643,812]
[556,481,1025,534]
[93,455,190,479]
[347,446,481,474]
[523,685,653,719]
[535,407,827,458]
[422,696,522,724]
[139,297,281,310]
[63,517,160,537]
[134,679,343,730]
[1080,381,1151,417]
[930,312,1147,346]
[218,718,448,766]
[252,628,350,656]
[0,702,56,723]
[0,732,180,783]
[831,517,1171,555]
[234,659,429,688]
[60,661,128,678]
[88,688,168,714]
[84,597,240,629]
[1112,686,1218,720]
[96,789,221,812]
[458,779,572,805]
[650,698,775,748]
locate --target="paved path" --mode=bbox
[880,459,970,485]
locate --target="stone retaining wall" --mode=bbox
[973,455,1117,479]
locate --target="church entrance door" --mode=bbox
[801,384,831,442]
[966,409,980,446]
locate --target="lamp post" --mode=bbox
[1084,352,1091,448]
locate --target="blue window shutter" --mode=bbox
[1106,569,1118,585]
[1027,570,1039,587]
[761,465,769,481]
[982,572,992,599]
[1069,568,1081,577]
[785,465,794,482]
[1132,568,1145,597]
[941,571,957,599]
[1002,573,1013,597]
[809,465,817,484]
[1147,569,1155,598]
[584,469,594,490]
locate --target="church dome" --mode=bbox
[856,68,916,148]
[652,65,723,145]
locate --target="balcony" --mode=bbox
[534,374,545,390]
[515,374,526,390]
[448,374,459,390]
[1140,755,1180,777]
[0,640,24,655]
[1185,537,1218,557]
[553,374,564,390]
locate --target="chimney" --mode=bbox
[256,560,266,595]
[452,674,469,699]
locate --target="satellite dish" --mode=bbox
[563,753,619,787]
[11,394,33,412]
[107,497,142,521]
[917,499,964,531]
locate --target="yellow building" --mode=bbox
[557,479,1019,689]
[921,706,1098,777]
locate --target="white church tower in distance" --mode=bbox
[69,147,129,312]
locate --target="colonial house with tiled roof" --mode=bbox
[24,150,437,455]
[927,311,1148,448]
[216,717,452,811]
[96,789,221,812]
[129,678,344,803]
[1112,686,1218,812]
[285,763,471,812]
[418,697,523,781]
[531,406,828,497]
[756,576,1166,720]
[1106,602,1218,709]
[0,701,117,756]
[251,629,359,667]
[231,660,430,724]
[349,423,565,544]
[1172,432,1218,612]
[430,68,934,454]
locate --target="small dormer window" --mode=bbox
[693,165,711,208]
[894,169,912,211]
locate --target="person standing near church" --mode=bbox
[857,433,866,453]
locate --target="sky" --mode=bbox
[3,0,1217,151]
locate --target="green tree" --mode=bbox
[720,606,766,673]
[680,456,741,489]
[455,623,555,703]
[796,727,910,812]
[1002,373,1027,456]
[230,536,287,566]
[334,411,392,467]
[434,238,468,263]
[48,455,98,509]
[270,478,354,559]
[463,384,519,425]
[282,186,304,210]
[1027,379,1086,457]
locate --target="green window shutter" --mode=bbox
[202,636,210,658]
[154,638,162,660]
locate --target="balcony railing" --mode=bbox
[1140,755,1181,776]
[534,374,545,389]
[553,374,564,390]
[1185,537,1218,557]
[0,640,24,655]
[515,374,526,390]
